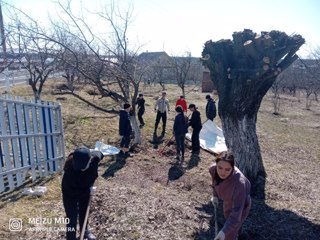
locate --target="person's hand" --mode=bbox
[90,186,97,195]
[214,230,225,240]
[211,196,219,207]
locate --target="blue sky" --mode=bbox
[5,0,320,57]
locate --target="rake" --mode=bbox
[158,135,174,156]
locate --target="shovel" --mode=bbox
[80,186,96,240]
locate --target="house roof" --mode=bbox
[137,51,169,62]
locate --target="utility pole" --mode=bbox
[0,2,10,92]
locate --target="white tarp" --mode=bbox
[93,141,120,155]
[186,120,227,154]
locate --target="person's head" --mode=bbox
[180,95,184,99]
[139,93,143,98]
[215,151,235,179]
[188,103,197,112]
[161,91,167,98]
[175,105,183,113]
[206,94,211,101]
[72,146,92,171]
[123,103,131,112]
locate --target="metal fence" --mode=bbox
[0,95,65,193]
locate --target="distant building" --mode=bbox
[136,51,174,85]
[202,69,215,92]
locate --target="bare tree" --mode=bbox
[3,3,59,100]
[202,29,304,190]
[271,74,283,115]
[48,0,143,144]
[171,52,192,96]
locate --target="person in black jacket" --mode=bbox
[188,103,202,154]
[119,103,132,156]
[136,93,145,128]
[205,94,217,121]
[61,146,104,240]
[173,105,188,162]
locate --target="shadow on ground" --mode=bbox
[101,154,127,178]
[187,153,201,169]
[193,198,320,240]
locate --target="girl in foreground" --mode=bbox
[209,151,251,240]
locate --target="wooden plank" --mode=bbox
[56,105,65,170]
[0,141,4,192]
[43,102,54,173]
[49,104,58,172]
[0,99,15,191]
[15,100,29,182]
[31,104,43,178]
[6,95,23,187]
[24,104,37,181]
[39,103,49,176]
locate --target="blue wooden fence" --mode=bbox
[0,95,65,193]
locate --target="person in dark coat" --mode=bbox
[205,94,217,121]
[119,103,132,156]
[173,105,188,161]
[188,103,202,154]
[136,93,145,128]
[209,151,251,240]
[61,146,104,240]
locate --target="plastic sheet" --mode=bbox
[186,120,227,154]
[93,141,120,155]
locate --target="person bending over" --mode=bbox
[209,151,251,240]
[62,146,104,240]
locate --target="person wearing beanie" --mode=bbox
[173,105,188,162]
[175,95,187,113]
[154,91,170,136]
[188,103,202,155]
[119,103,132,156]
[61,146,104,240]
[136,93,145,128]
[205,94,217,121]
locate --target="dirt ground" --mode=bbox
[0,83,319,240]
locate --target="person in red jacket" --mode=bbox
[209,151,251,240]
[175,95,187,113]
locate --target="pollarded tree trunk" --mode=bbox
[202,29,304,188]
[221,114,264,182]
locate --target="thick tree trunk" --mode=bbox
[201,29,304,191]
[130,115,141,144]
[221,115,265,183]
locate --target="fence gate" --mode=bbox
[0,95,65,193]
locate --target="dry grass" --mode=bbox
[0,80,319,239]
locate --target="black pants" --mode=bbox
[191,128,201,153]
[155,111,167,133]
[63,192,90,240]
[175,134,186,156]
[120,134,131,148]
[138,108,145,125]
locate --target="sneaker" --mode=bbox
[84,230,96,240]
